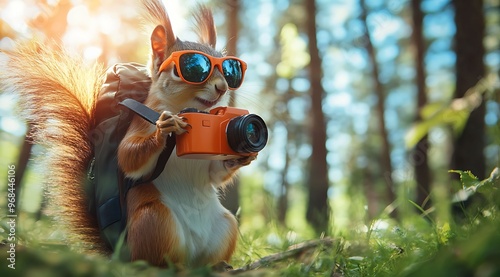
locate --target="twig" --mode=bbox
[229,237,335,274]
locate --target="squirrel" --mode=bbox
[1,0,255,268]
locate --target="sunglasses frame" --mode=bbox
[158,50,248,89]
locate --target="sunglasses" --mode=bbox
[158,50,247,89]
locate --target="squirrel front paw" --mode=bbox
[156,111,189,136]
[224,154,257,170]
[210,155,257,185]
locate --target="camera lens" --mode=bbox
[246,123,259,144]
[227,114,268,153]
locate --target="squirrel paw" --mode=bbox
[156,111,189,136]
[224,154,257,170]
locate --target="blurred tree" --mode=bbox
[224,0,240,58]
[14,127,33,216]
[410,0,432,209]
[277,122,291,224]
[219,0,241,216]
[30,0,71,41]
[0,18,17,38]
[305,0,330,232]
[275,20,310,224]
[1,13,35,220]
[451,0,486,179]
[359,0,396,217]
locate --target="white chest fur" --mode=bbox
[153,154,233,265]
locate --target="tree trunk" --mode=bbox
[451,0,486,179]
[225,0,240,57]
[359,0,396,215]
[277,79,294,225]
[305,0,330,232]
[411,0,432,209]
[363,166,378,220]
[219,0,241,215]
[15,126,33,216]
[277,132,290,224]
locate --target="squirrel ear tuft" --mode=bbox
[143,0,177,57]
[192,5,216,48]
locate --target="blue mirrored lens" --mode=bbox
[222,59,243,88]
[179,53,211,82]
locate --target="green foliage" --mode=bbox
[405,74,496,149]
[0,243,216,277]
[1,164,500,276]
[400,220,500,277]
[400,168,500,277]
[450,168,499,196]
[405,101,470,148]
[277,23,310,79]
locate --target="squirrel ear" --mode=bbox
[193,5,216,48]
[151,25,170,61]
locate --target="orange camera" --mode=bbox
[176,107,268,160]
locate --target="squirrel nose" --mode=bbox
[214,79,228,95]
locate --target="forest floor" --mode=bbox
[0,168,499,277]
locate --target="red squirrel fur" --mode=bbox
[1,0,253,267]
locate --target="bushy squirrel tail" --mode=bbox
[1,41,106,251]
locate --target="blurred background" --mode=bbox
[0,0,499,244]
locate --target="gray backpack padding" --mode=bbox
[86,63,151,251]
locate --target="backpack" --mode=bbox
[85,63,174,254]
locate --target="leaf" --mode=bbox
[447,108,470,135]
[420,102,445,120]
[450,168,499,202]
[449,170,480,190]
[277,23,310,79]
[405,102,471,149]
[405,121,430,149]
[477,167,500,193]
[437,222,451,245]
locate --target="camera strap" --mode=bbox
[119,98,160,124]
[118,99,176,184]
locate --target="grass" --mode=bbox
[5,210,497,277]
[1,132,500,276]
